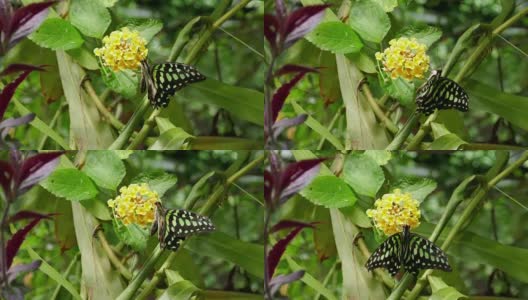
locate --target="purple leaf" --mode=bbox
[274,64,319,77]
[7,260,41,283]
[6,213,53,268]
[272,114,307,139]
[267,222,314,280]
[279,158,325,202]
[264,14,279,54]
[8,210,53,223]
[269,270,305,296]
[283,5,330,49]
[0,0,13,32]
[0,64,45,77]
[0,114,35,138]
[0,160,13,195]
[7,1,55,48]
[18,151,63,193]
[271,70,311,122]
[274,0,287,20]
[0,64,45,120]
[271,219,316,233]
[264,170,273,205]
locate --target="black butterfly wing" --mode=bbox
[365,233,402,277]
[403,233,451,277]
[416,71,468,115]
[150,63,206,108]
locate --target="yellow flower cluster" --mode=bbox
[94,27,148,72]
[375,37,429,80]
[107,183,158,226]
[366,189,421,236]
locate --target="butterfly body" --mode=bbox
[141,61,206,108]
[416,70,468,115]
[151,202,215,251]
[365,226,451,277]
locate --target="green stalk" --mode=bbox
[108,98,150,150]
[385,111,419,150]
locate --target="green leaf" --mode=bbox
[177,79,263,126]
[188,137,262,150]
[340,206,372,228]
[364,150,391,165]
[312,206,336,260]
[101,66,139,99]
[67,47,99,70]
[336,55,388,148]
[160,270,201,300]
[57,51,115,148]
[289,99,345,150]
[71,202,124,298]
[130,171,177,197]
[202,291,263,300]
[26,247,82,300]
[385,77,414,107]
[417,222,528,284]
[429,133,467,150]
[81,198,112,220]
[122,18,163,42]
[70,0,110,38]
[373,0,398,12]
[155,117,177,133]
[113,218,149,251]
[97,0,118,7]
[392,177,437,202]
[428,276,467,300]
[83,151,126,190]
[397,25,443,48]
[349,0,391,43]
[149,127,193,150]
[318,51,341,104]
[301,176,357,208]
[346,51,377,73]
[186,232,263,279]
[466,79,528,131]
[309,21,363,54]
[41,169,99,201]
[30,18,84,50]
[342,152,385,197]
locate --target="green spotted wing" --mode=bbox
[141,61,206,108]
[416,69,468,115]
[365,226,451,277]
[365,233,402,276]
[151,202,215,251]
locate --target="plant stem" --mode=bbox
[362,85,398,134]
[83,81,124,130]
[97,230,132,280]
[108,98,150,150]
[405,110,438,150]
[317,105,345,150]
[38,102,67,150]
[385,111,419,150]
[51,252,80,300]
[0,201,10,288]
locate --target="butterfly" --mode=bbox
[140,60,206,108]
[365,225,451,277]
[150,202,215,251]
[415,69,469,115]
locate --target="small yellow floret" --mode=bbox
[107,183,159,227]
[94,27,148,72]
[366,189,421,236]
[376,37,430,80]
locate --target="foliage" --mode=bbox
[272,150,528,299]
[1,0,264,150]
[1,150,264,299]
[267,0,528,150]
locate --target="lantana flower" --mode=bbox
[375,37,430,80]
[366,189,421,236]
[94,27,148,72]
[107,183,158,226]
